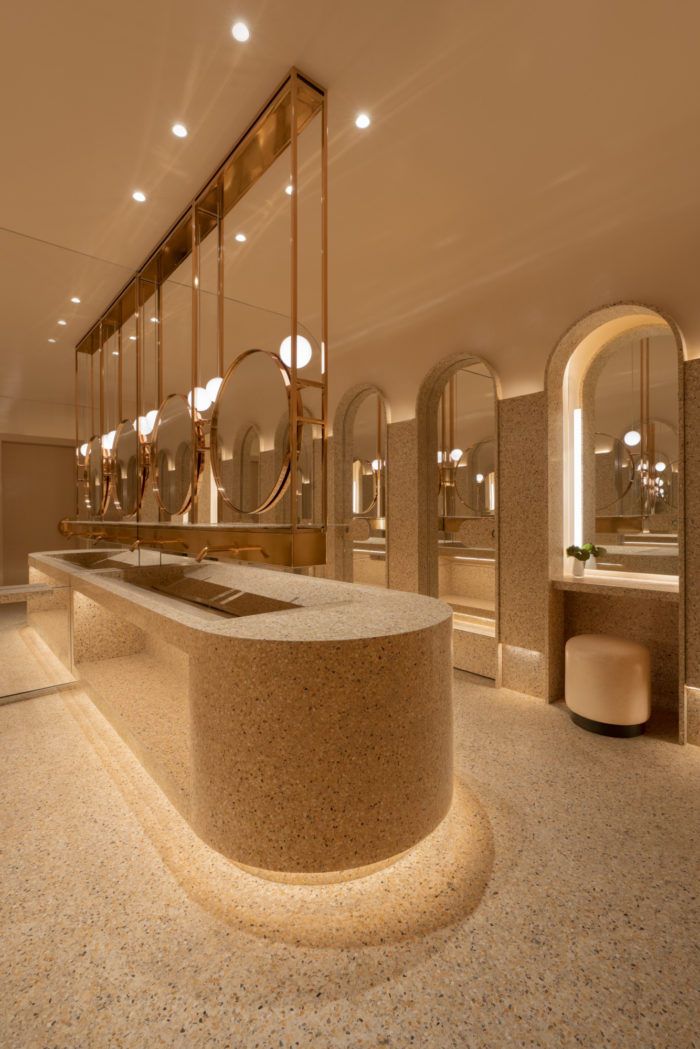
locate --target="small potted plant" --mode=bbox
[566,542,606,576]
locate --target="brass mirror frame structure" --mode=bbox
[152,394,205,517]
[85,434,110,517]
[594,431,635,513]
[351,458,378,516]
[68,69,328,568]
[210,349,295,515]
[111,418,148,518]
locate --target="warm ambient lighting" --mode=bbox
[655,461,667,472]
[70,296,81,304]
[234,232,247,243]
[624,429,642,447]
[129,335,137,341]
[171,123,188,138]
[231,21,250,41]
[102,430,116,451]
[371,459,382,471]
[279,334,312,369]
[205,376,223,402]
[355,113,371,129]
[132,190,147,203]
[79,442,88,457]
[188,387,212,413]
[285,183,293,196]
[48,338,56,344]
[138,410,158,437]
[57,319,67,326]
[475,473,485,483]
[150,316,159,323]
[449,448,463,463]
[112,350,119,357]
[572,408,583,548]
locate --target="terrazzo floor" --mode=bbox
[1,672,699,1048]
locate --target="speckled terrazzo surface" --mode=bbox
[2,673,698,1049]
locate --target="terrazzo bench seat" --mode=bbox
[565,633,651,737]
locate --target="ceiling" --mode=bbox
[2,0,700,436]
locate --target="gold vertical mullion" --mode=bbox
[191,204,199,523]
[290,73,299,544]
[135,277,142,524]
[320,89,329,532]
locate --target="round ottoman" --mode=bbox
[565,634,651,737]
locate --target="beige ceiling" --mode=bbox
[2,0,700,435]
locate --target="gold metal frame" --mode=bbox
[85,434,110,517]
[210,349,295,515]
[151,394,205,517]
[70,69,328,568]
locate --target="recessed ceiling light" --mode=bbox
[235,232,247,243]
[355,112,371,129]
[70,296,81,304]
[132,190,147,203]
[57,319,67,326]
[285,183,293,196]
[48,338,57,344]
[231,21,250,42]
[172,123,188,138]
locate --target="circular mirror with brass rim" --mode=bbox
[594,432,635,512]
[85,434,108,516]
[211,349,292,515]
[152,394,202,516]
[351,458,377,515]
[455,439,496,515]
[112,419,147,518]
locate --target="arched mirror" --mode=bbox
[112,419,146,518]
[211,349,291,515]
[350,391,387,587]
[434,361,497,640]
[582,327,679,576]
[85,435,107,517]
[152,394,201,517]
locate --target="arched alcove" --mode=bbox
[416,352,501,679]
[332,384,390,584]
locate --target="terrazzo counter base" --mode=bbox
[29,549,454,877]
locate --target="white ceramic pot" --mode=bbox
[572,558,584,577]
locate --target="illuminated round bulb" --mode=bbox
[171,123,188,138]
[355,112,371,129]
[57,319,67,326]
[449,447,463,463]
[187,386,212,413]
[149,316,159,323]
[623,429,641,447]
[48,338,57,344]
[139,409,159,437]
[285,183,293,196]
[655,461,666,472]
[79,442,88,457]
[205,376,223,402]
[129,335,137,341]
[102,430,116,452]
[112,350,119,357]
[132,190,146,203]
[371,459,381,471]
[475,473,485,484]
[279,334,312,369]
[231,21,250,41]
[234,232,247,243]
[70,296,81,304]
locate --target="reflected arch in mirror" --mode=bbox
[593,432,635,513]
[152,394,202,517]
[455,439,496,516]
[112,419,147,518]
[85,435,108,517]
[211,349,292,515]
[352,459,377,515]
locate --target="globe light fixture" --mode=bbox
[187,386,212,413]
[205,376,223,402]
[279,334,312,369]
[623,429,642,447]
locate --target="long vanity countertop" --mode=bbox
[30,549,453,644]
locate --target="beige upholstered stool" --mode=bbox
[565,634,651,737]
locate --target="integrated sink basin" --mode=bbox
[149,577,299,618]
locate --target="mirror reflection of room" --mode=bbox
[351,391,387,587]
[436,362,497,628]
[587,328,678,577]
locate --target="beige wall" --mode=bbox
[0,437,75,584]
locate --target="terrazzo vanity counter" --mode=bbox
[28,549,454,878]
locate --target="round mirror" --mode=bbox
[455,439,496,515]
[211,349,291,514]
[152,394,200,516]
[352,458,377,515]
[85,435,107,516]
[594,432,635,512]
[112,419,145,517]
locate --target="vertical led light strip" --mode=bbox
[572,407,583,548]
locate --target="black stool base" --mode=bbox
[570,711,646,738]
